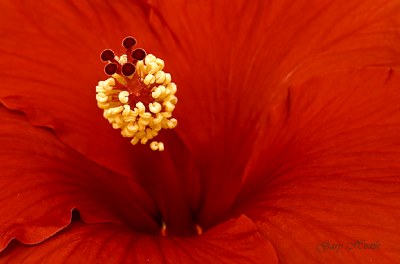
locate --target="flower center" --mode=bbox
[96,37,178,151]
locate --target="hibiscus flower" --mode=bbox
[1,0,400,263]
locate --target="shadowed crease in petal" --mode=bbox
[235,68,400,263]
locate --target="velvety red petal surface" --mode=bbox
[0,0,159,178]
[0,216,278,264]
[0,0,202,236]
[0,106,159,251]
[1,1,400,231]
[1,0,400,263]
[145,0,400,226]
[235,68,400,263]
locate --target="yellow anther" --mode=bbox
[158,142,165,151]
[121,129,130,137]
[152,86,166,99]
[127,122,139,133]
[152,89,161,99]
[149,102,162,113]
[123,115,136,123]
[145,54,156,64]
[119,91,130,104]
[146,62,159,75]
[153,113,163,124]
[113,74,127,86]
[122,122,138,137]
[97,102,109,109]
[150,141,164,151]
[153,125,162,132]
[150,141,158,151]
[103,106,123,118]
[112,123,121,129]
[136,102,145,113]
[168,95,178,104]
[140,137,149,144]
[146,128,157,139]
[155,71,166,84]
[139,112,152,119]
[165,119,177,129]
[117,54,128,64]
[132,108,139,116]
[138,117,150,127]
[136,61,146,78]
[144,74,156,85]
[96,85,106,93]
[131,137,139,145]
[111,106,124,115]
[163,73,171,85]
[114,116,124,126]
[122,105,131,116]
[105,78,115,87]
[96,93,108,103]
[163,101,175,112]
[167,83,176,93]
[155,58,164,70]
[161,112,172,119]
[96,50,177,151]
[138,123,146,131]
[135,130,146,139]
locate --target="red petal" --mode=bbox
[0,216,278,264]
[149,0,400,145]
[2,0,400,236]
[0,106,158,251]
[0,2,203,231]
[144,0,400,225]
[236,68,400,263]
[0,0,160,178]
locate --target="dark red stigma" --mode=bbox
[122,36,137,49]
[122,63,136,77]
[100,36,147,77]
[100,49,115,61]
[132,48,146,61]
[105,63,118,75]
